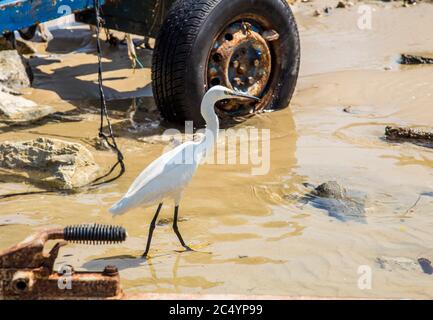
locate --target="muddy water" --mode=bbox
[1,2,433,298]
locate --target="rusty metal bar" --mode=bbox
[0,225,126,300]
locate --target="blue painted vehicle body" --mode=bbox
[0,0,175,37]
[0,0,103,35]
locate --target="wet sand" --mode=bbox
[1,1,433,298]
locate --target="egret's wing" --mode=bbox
[124,141,197,198]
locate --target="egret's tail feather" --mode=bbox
[109,198,132,216]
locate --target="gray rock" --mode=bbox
[313,181,347,200]
[376,256,423,273]
[313,10,322,17]
[304,181,366,223]
[0,38,35,55]
[0,50,30,90]
[399,54,433,65]
[421,192,433,197]
[15,40,37,55]
[0,37,14,51]
[336,1,347,8]
[323,7,333,14]
[418,258,433,275]
[48,112,84,123]
[0,83,19,95]
[0,137,100,190]
[385,125,433,148]
[82,136,111,151]
[0,90,54,124]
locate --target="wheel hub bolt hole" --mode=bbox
[211,77,221,86]
[224,33,234,41]
[233,77,243,86]
[15,280,27,291]
[212,53,223,63]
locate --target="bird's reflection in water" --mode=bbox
[82,250,222,292]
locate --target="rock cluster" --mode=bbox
[304,181,367,223]
[0,50,30,89]
[0,90,53,124]
[0,137,100,190]
[0,50,55,124]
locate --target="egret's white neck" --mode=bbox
[198,93,219,159]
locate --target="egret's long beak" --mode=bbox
[230,91,261,102]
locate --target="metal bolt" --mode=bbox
[238,65,247,74]
[254,59,260,67]
[233,77,242,86]
[242,22,252,34]
[57,265,74,275]
[233,60,240,68]
[248,77,255,85]
[103,265,119,277]
[12,271,34,293]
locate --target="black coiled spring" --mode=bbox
[63,224,127,244]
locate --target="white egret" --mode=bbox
[109,86,260,257]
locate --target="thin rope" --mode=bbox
[91,0,125,186]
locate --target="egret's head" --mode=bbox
[206,85,260,103]
[201,86,260,119]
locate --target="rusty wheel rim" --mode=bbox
[207,20,274,118]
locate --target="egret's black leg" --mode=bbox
[142,203,163,258]
[173,206,192,251]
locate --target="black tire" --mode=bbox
[151,0,300,126]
